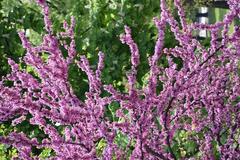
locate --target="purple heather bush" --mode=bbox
[0,0,240,159]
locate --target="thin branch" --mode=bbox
[139,124,144,160]
[144,144,169,160]
[199,44,224,67]
[163,97,177,160]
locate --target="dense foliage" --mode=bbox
[0,0,240,159]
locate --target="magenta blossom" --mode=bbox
[0,0,239,159]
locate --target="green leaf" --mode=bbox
[39,148,54,159]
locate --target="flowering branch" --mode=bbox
[0,0,239,159]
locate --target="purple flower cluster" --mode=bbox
[0,0,239,159]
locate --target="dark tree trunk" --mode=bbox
[195,36,206,41]
[196,12,208,18]
[208,1,229,9]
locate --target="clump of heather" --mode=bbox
[0,0,239,159]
